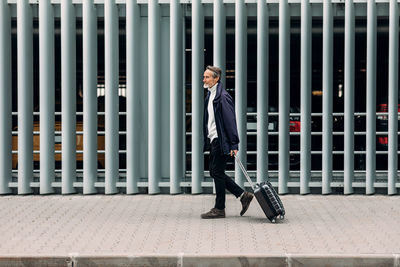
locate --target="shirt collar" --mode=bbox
[208,83,218,94]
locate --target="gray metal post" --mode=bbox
[148,0,160,194]
[0,0,12,194]
[17,0,33,195]
[83,0,97,194]
[300,0,311,195]
[344,0,355,195]
[366,0,376,195]
[105,0,119,194]
[257,0,268,184]
[39,0,55,194]
[182,17,186,182]
[61,0,76,194]
[213,0,226,86]
[235,0,247,189]
[322,0,333,195]
[126,0,140,194]
[191,0,204,194]
[170,0,183,194]
[388,0,398,195]
[279,0,289,194]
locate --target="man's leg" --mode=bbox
[224,172,244,198]
[207,139,253,217]
[201,139,227,219]
[218,155,253,216]
[209,140,228,210]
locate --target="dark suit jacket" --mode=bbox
[203,82,240,155]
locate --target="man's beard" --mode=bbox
[203,84,209,89]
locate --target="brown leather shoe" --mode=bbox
[201,208,225,219]
[240,191,254,216]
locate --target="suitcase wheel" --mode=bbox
[271,218,276,223]
[279,215,284,220]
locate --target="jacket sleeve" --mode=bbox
[221,94,240,151]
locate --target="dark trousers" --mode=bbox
[209,138,244,210]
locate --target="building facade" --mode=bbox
[0,0,399,195]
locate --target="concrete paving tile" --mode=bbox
[0,194,400,259]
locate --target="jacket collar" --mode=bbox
[213,81,223,102]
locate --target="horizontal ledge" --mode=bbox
[5,0,397,4]
[186,151,397,155]
[12,112,116,116]
[7,181,400,189]
[10,131,399,136]
[11,132,125,135]
[10,170,398,176]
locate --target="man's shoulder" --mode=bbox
[220,89,233,102]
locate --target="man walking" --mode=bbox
[201,66,254,219]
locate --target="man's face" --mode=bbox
[203,70,219,88]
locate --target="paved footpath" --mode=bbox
[0,194,400,266]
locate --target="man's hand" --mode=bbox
[230,150,238,157]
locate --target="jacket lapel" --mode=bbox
[213,82,223,103]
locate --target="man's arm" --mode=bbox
[221,95,240,152]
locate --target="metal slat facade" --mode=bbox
[17,0,34,194]
[39,0,55,194]
[0,0,12,195]
[0,0,399,195]
[344,0,355,195]
[82,0,97,194]
[300,0,311,194]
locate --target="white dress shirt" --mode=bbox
[207,83,218,143]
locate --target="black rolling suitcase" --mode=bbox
[235,156,285,223]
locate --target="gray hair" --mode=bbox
[206,65,222,79]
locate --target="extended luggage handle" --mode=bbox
[234,155,256,191]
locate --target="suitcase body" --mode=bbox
[254,181,285,223]
[235,155,285,223]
